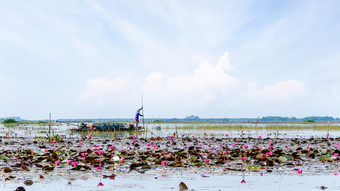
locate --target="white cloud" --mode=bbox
[142,51,239,111]
[247,80,308,103]
[78,51,313,118]
[217,51,235,72]
[78,77,128,105]
[166,60,238,96]
[142,72,163,94]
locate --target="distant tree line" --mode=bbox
[2,116,340,123]
[0,116,21,122]
[258,116,337,123]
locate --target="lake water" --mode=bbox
[2,122,340,138]
[2,170,340,191]
[1,122,340,191]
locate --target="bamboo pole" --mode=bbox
[48,113,51,137]
[327,121,330,139]
[142,94,145,130]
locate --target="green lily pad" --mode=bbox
[319,155,330,161]
[278,156,287,163]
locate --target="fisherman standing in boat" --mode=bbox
[135,107,143,129]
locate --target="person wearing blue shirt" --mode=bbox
[135,107,143,128]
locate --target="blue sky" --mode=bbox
[1,0,340,120]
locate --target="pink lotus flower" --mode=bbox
[208,150,212,153]
[94,145,100,147]
[269,146,274,149]
[67,159,72,165]
[241,179,246,184]
[120,157,125,163]
[109,146,115,150]
[81,152,88,157]
[78,142,82,145]
[132,135,136,138]
[147,140,151,143]
[198,144,202,147]
[266,152,272,156]
[231,144,236,147]
[51,147,56,150]
[51,140,56,143]
[333,153,339,157]
[184,146,189,149]
[296,169,302,174]
[240,157,246,161]
[96,166,101,170]
[223,151,228,155]
[81,157,85,161]
[44,149,48,152]
[226,134,228,137]
[205,159,209,163]
[161,161,168,166]
[201,153,206,156]
[219,144,222,147]
[97,149,104,155]
[55,161,60,166]
[71,161,78,167]
[285,147,290,151]
[244,145,248,149]
[97,182,104,187]
[132,140,137,143]
[217,151,220,154]
[88,135,92,139]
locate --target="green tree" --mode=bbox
[3,119,18,123]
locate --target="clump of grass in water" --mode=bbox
[165,124,340,131]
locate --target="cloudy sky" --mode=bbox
[1,0,340,120]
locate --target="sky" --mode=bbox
[1,0,340,120]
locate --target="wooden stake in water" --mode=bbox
[48,113,51,137]
[327,121,330,139]
[254,116,259,139]
[142,94,145,130]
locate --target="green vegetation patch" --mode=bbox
[2,119,18,124]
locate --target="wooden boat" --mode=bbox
[70,122,142,132]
